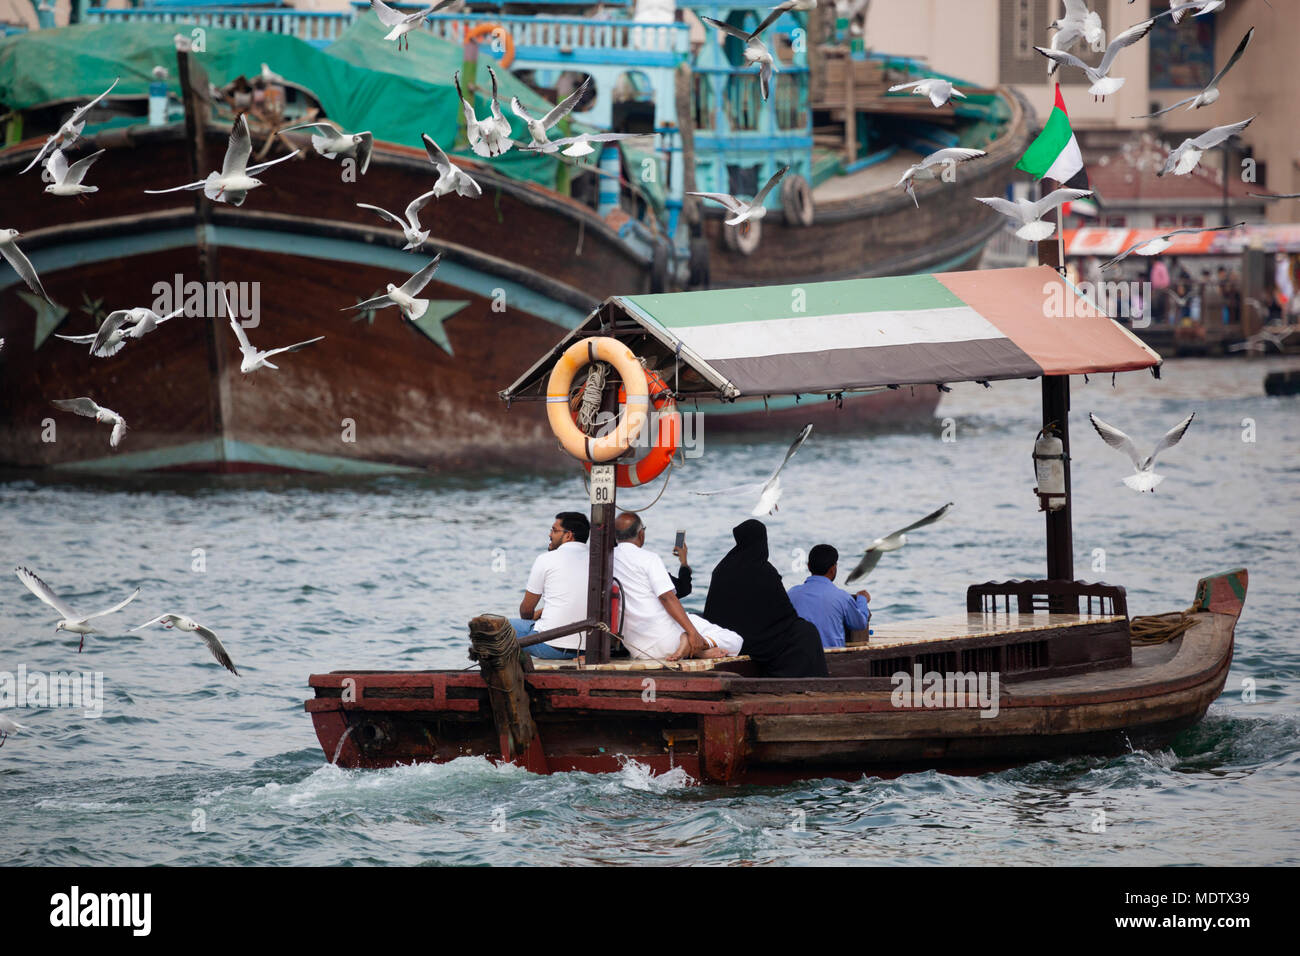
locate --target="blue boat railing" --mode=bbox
[85,7,351,46]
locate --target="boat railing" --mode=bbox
[966,580,1129,618]
[85,7,352,46]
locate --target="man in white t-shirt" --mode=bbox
[510,512,590,660]
[611,513,743,661]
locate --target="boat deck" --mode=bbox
[812,149,924,203]
[532,610,1127,672]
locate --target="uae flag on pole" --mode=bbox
[1016,84,1091,215]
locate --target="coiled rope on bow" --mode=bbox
[1129,607,1197,646]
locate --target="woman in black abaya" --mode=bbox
[703,519,828,678]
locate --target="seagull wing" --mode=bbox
[14,567,76,619]
[691,481,766,497]
[919,147,986,170]
[222,114,253,177]
[1205,27,1253,91]
[1191,116,1254,151]
[752,165,789,205]
[751,0,796,41]
[404,189,439,227]
[1033,47,1090,74]
[1249,192,1300,200]
[64,149,106,186]
[355,133,373,175]
[278,121,340,135]
[1133,94,1199,119]
[346,294,395,312]
[887,80,925,92]
[245,149,300,176]
[1089,413,1144,469]
[83,587,140,622]
[47,148,69,184]
[370,0,406,27]
[1149,411,1195,461]
[764,422,814,484]
[1062,0,1090,19]
[892,501,956,537]
[194,623,239,675]
[702,16,755,42]
[0,238,54,304]
[1099,17,1155,75]
[686,191,747,215]
[1033,188,1094,218]
[222,292,253,352]
[55,333,97,344]
[844,548,884,585]
[68,77,119,127]
[51,397,103,418]
[129,614,178,632]
[263,336,324,359]
[1099,237,1150,270]
[144,180,207,194]
[542,77,592,128]
[975,195,1028,223]
[356,202,406,227]
[511,97,538,124]
[422,133,452,174]
[19,134,59,174]
[399,256,442,296]
[90,310,134,356]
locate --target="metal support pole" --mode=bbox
[1039,193,1075,607]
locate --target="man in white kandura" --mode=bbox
[611,513,743,662]
[510,512,590,660]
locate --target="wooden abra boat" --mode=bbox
[307,261,1245,783]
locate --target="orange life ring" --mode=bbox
[461,23,516,69]
[582,369,679,487]
[547,337,649,462]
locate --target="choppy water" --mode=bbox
[2,356,1298,865]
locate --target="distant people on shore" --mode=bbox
[787,544,871,649]
[610,513,742,661]
[509,512,590,660]
[703,520,828,678]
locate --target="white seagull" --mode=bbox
[845,502,954,584]
[1099,222,1244,271]
[702,16,777,101]
[455,68,513,159]
[1158,116,1255,177]
[82,306,186,357]
[42,148,106,197]
[145,114,299,206]
[14,566,140,652]
[421,134,482,198]
[131,614,240,676]
[895,148,986,207]
[887,77,967,109]
[222,290,323,373]
[1134,28,1253,118]
[343,256,442,323]
[1248,192,1300,201]
[0,713,26,747]
[974,188,1094,242]
[692,423,813,516]
[278,121,374,174]
[0,228,54,305]
[1089,411,1195,493]
[511,77,591,149]
[50,398,127,448]
[518,130,644,159]
[688,165,789,227]
[19,77,120,174]
[370,0,444,50]
[1049,0,1107,74]
[1035,17,1158,100]
[357,190,438,250]
[1152,0,1268,24]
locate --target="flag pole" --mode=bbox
[1040,179,1074,603]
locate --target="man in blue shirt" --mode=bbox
[787,544,871,648]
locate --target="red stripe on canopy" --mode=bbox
[935,265,1160,376]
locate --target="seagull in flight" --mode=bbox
[357,190,438,250]
[1148,0,1270,24]
[455,68,513,159]
[221,290,323,373]
[278,121,374,174]
[895,148,985,207]
[702,16,777,100]
[343,256,443,323]
[688,165,789,227]
[131,614,240,676]
[512,77,591,149]
[0,228,54,305]
[1088,411,1195,493]
[692,423,813,516]
[422,134,482,198]
[518,130,645,159]
[19,77,119,174]
[887,78,967,109]
[145,114,299,206]
[1048,0,1107,74]
[1035,16,1158,100]
[50,398,127,447]
[370,0,449,50]
[0,713,25,748]
[1099,223,1244,271]
[1134,28,1253,118]
[13,566,140,652]
[1158,116,1255,177]
[845,502,954,585]
[974,188,1093,242]
[42,148,106,197]
[83,306,186,357]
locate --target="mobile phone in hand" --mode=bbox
[674,530,686,551]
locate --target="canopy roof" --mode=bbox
[502,265,1162,402]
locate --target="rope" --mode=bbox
[575,361,609,434]
[1129,607,1197,646]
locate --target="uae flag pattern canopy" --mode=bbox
[1016,83,1089,190]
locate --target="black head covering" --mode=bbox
[704,520,828,678]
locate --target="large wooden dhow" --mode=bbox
[306,265,1245,783]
